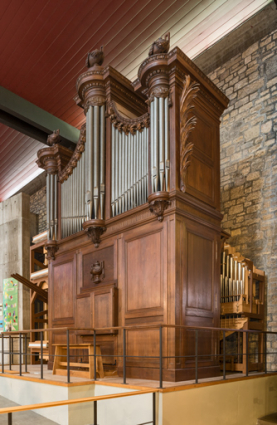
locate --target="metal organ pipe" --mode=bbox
[150,96,170,193]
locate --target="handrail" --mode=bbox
[2,323,275,335]
[0,389,157,415]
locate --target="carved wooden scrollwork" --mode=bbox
[148,191,170,222]
[180,75,199,193]
[83,219,106,248]
[108,101,149,135]
[45,240,59,261]
[59,124,86,183]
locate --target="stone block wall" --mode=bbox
[208,29,277,370]
[30,186,47,234]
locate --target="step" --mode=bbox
[257,413,277,425]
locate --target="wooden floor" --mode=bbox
[1,364,275,392]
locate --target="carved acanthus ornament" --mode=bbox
[180,75,199,193]
[59,124,86,183]
[148,191,170,222]
[108,101,149,135]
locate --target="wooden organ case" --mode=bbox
[36,35,228,381]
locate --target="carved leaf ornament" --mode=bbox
[180,75,199,192]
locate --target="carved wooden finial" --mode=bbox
[148,32,170,56]
[86,46,104,68]
[180,75,199,192]
[47,129,61,146]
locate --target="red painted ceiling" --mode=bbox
[0,0,271,201]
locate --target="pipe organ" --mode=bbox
[220,243,265,373]
[36,34,229,381]
[111,126,148,217]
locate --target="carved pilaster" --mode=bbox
[82,219,106,248]
[148,191,170,222]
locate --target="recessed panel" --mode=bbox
[189,111,214,159]
[187,232,213,311]
[126,232,161,312]
[53,262,74,320]
[187,155,213,200]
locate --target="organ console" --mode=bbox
[36,33,229,381]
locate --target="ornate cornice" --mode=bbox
[107,101,149,135]
[59,124,86,183]
[180,76,199,193]
[37,144,73,175]
[108,80,146,111]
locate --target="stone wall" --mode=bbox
[30,186,47,234]
[208,28,277,369]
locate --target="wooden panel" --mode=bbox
[91,286,118,330]
[187,232,213,312]
[52,255,76,325]
[75,296,91,329]
[82,245,114,290]
[126,329,160,368]
[185,105,218,207]
[125,230,164,317]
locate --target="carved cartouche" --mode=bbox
[90,261,103,284]
[86,46,104,68]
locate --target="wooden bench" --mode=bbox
[52,344,104,379]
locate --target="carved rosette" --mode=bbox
[45,240,59,261]
[107,101,149,135]
[180,75,199,192]
[148,191,170,222]
[82,219,106,248]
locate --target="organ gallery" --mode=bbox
[34,34,231,381]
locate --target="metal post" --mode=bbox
[195,330,198,384]
[67,329,70,384]
[9,336,11,370]
[1,333,4,373]
[8,412,12,425]
[11,338,13,365]
[246,332,249,377]
[25,334,27,373]
[264,332,267,374]
[159,326,163,389]
[40,331,44,379]
[94,400,97,425]
[19,334,22,376]
[153,392,156,425]
[94,330,97,381]
[123,328,126,384]
[223,330,226,380]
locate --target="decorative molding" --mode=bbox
[37,144,73,175]
[168,47,228,107]
[83,219,107,248]
[149,32,170,56]
[108,101,149,135]
[90,261,105,284]
[180,75,199,193]
[108,80,147,111]
[59,124,86,183]
[45,240,59,261]
[148,191,170,222]
[84,96,106,112]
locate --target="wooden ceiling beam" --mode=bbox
[0,86,79,150]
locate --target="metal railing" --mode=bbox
[0,389,157,425]
[1,324,276,389]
